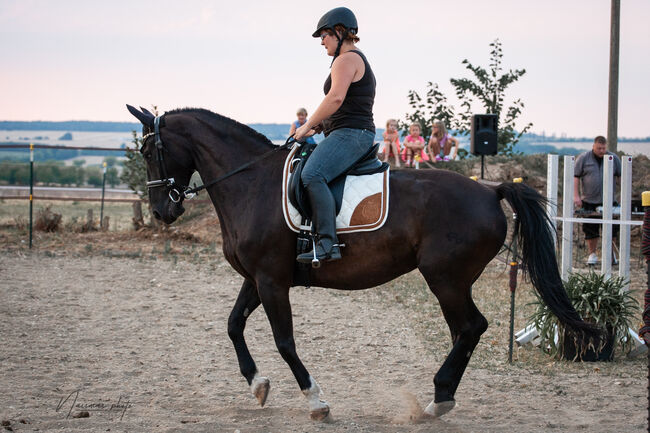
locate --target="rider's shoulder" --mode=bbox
[332,50,363,68]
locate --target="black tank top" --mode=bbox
[322,50,376,136]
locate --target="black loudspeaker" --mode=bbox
[470,114,498,156]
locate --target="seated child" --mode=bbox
[427,120,458,162]
[382,119,401,167]
[401,122,428,167]
[289,107,316,144]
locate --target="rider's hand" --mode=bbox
[294,123,315,141]
[573,197,582,209]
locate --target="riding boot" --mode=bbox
[296,181,341,264]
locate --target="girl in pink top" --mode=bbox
[401,123,428,167]
[382,118,401,167]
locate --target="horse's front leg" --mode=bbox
[257,282,330,421]
[227,279,270,406]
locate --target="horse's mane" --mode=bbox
[167,107,275,149]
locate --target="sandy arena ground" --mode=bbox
[0,243,647,432]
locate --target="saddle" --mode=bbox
[282,142,390,234]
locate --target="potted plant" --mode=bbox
[529,271,639,361]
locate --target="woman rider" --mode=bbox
[294,7,378,264]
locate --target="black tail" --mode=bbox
[496,182,600,336]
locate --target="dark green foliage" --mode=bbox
[401,82,459,140]
[119,131,147,199]
[86,166,103,186]
[106,167,120,188]
[404,39,532,156]
[529,271,638,359]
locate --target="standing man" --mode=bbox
[573,135,621,264]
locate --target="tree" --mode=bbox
[104,156,118,167]
[401,83,458,141]
[404,39,532,156]
[73,159,86,185]
[106,167,120,187]
[120,131,147,199]
[86,167,103,186]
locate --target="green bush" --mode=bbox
[529,271,639,359]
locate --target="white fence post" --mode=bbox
[601,156,614,278]
[561,155,575,281]
[619,155,632,290]
[547,154,559,251]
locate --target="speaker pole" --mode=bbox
[481,155,485,179]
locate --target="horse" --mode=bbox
[126,105,597,421]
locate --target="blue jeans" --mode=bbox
[301,128,376,187]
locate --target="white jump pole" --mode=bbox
[619,156,632,290]
[561,155,575,281]
[602,156,614,278]
[547,154,559,251]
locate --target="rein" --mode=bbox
[143,114,297,203]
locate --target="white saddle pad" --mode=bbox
[281,145,390,234]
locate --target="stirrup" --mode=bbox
[296,239,344,268]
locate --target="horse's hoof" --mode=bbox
[251,376,270,407]
[310,405,330,421]
[423,400,455,418]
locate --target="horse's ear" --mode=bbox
[126,104,154,128]
[140,106,154,116]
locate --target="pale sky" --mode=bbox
[1,0,649,137]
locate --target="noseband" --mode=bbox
[142,115,296,203]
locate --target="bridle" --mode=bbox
[142,114,296,203]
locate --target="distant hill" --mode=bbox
[0,120,296,141]
[0,121,141,132]
[2,121,646,141]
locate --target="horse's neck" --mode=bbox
[192,134,279,230]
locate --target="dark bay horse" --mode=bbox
[127,105,596,420]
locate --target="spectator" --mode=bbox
[573,135,621,265]
[401,123,428,168]
[289,108,316,144]
[382,119,401,167]
[427,120,458,162]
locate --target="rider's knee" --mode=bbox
[301,169,326,188]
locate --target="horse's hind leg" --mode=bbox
[422,276,488,417]
[227,279,270,406]
[257,283,330,420]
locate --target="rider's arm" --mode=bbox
[294,54,358,139]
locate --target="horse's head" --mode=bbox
[126,105,195,224]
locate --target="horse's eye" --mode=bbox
[143,151,152,160]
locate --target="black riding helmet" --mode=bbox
[313,7,358,64]
[312,7,358,38]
